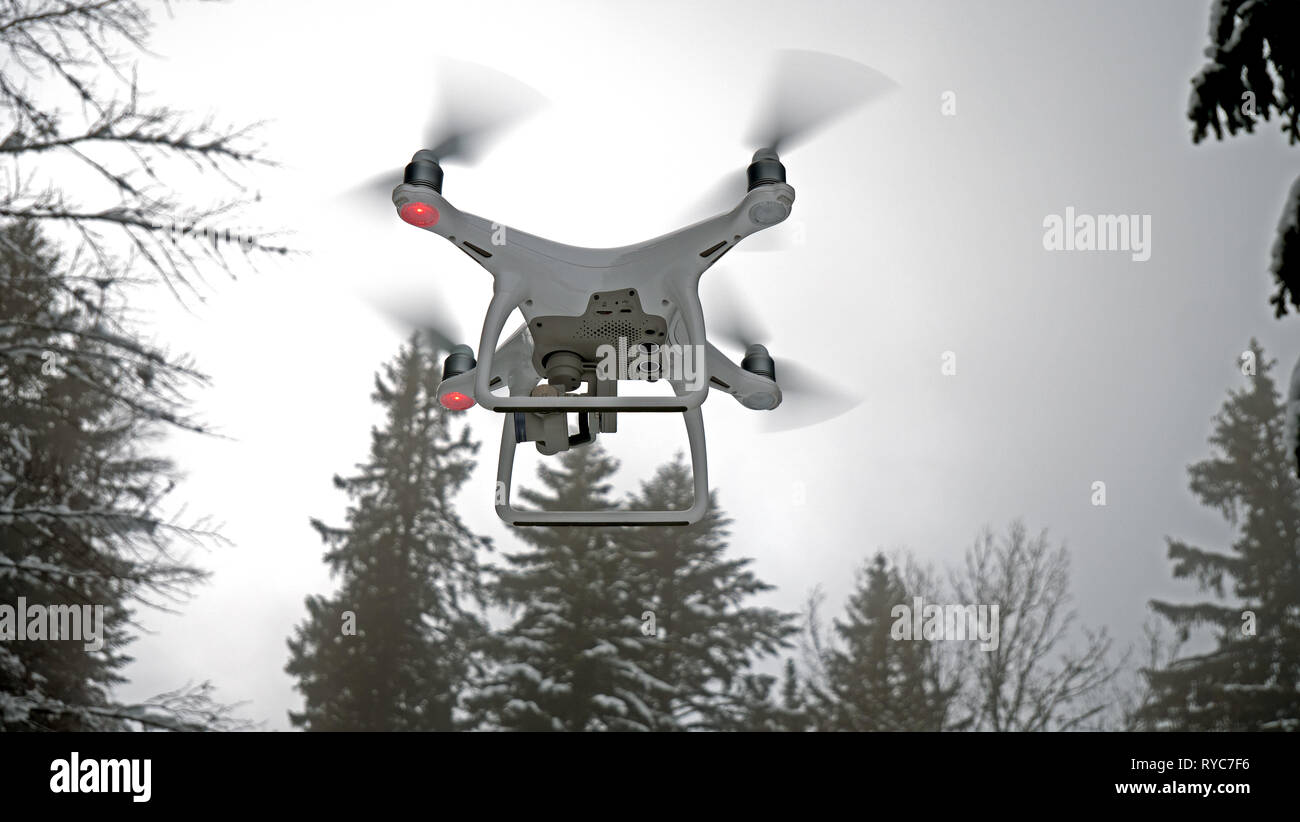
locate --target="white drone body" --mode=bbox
[392,150,795,527]
[377,50,892,526]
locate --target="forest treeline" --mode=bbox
[4,232,1297,730]
[274,335,1300,732]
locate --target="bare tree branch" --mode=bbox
[0,0,291,297]
[951,521,1126,731]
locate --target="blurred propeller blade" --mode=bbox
[344,170,404,211]
[758,360,862,433]
[365,287,462,355]
[681,51,895,245]
[706,269,863,432]
[704,271,773,351]
[746,49,899,154]
[343,60,546,217]
[423,58,547,165]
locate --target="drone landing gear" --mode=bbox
[497,404,709,527]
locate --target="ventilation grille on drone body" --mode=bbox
[574,318,644,342]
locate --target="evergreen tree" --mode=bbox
[621,454,797,730]
[709,659,810,732]
[1187,1,1300,316]
[470,449,797,731]
[468,444,660,731]
[285,335,490,731]
[0,219,234,730]
[805,553,955,731]
[0,2,282,730]
[1142,341,1300,730]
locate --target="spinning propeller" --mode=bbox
[686,49,899,246]
[354,59,544,391]
[747,48,899,155]
[350,59,546,206]
[364,284,463,357]
[706,273,863,433]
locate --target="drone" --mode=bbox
[366,52,894,526]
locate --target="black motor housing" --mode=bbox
[442,344,476,380]
[404,150,445,193]
[746,150,786,190]
[740,344,776,380]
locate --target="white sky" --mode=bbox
[104,0,1300,728]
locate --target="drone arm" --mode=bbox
[390,184,513,278]
[393,180,796,280]
[436,323,537,408]
[394,180,794,415]
[705,341,782,410]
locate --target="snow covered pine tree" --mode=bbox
[1143,342,1300,730]
[466,444,659,731]
[286,335,491,731]
[1187,2,1300,480]
[0,220,234,730]
[1,0,286,730]
[803,553,956,731]
[468,448,796,731]
[621,455,797,731]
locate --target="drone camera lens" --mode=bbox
[543,351,584,392]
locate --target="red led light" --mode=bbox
[400,202,440,227]
[439,391,474,411]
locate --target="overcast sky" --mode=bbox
[112,0,1300,728]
